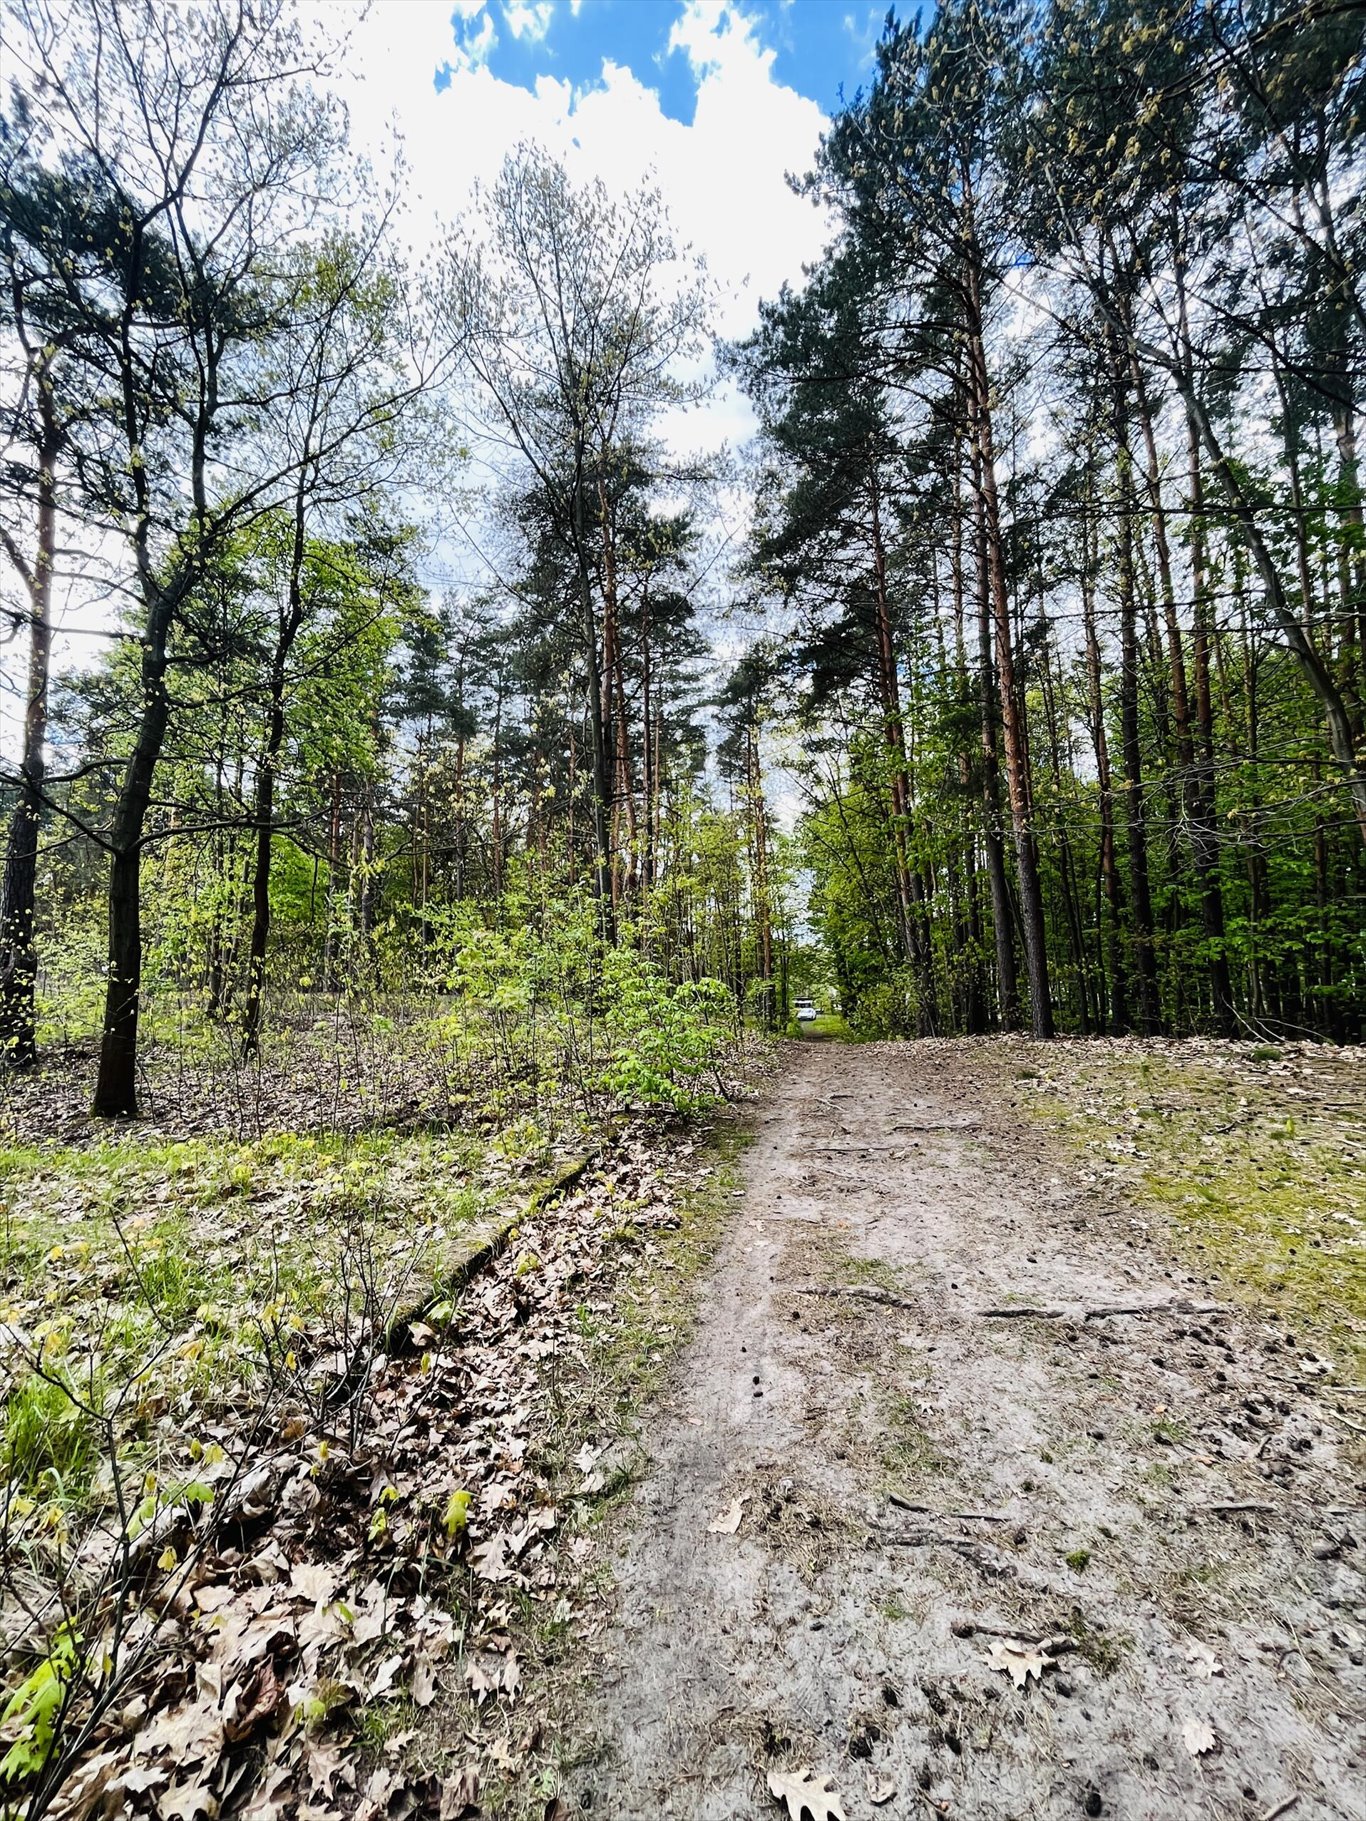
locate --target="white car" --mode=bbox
[793,998,818,1022]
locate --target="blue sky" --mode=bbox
[436,0,889,120]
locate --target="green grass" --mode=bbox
[1020,1046,1366,1379]
[791,1013,857,1042]
[4,1371,96,1503]
[0,1122,534,1546]
[872,1388,944,1488]
[833,1249,907,1297]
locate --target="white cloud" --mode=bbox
[503,0,554,41]
[332,1,830,345]
[309,0,835,576]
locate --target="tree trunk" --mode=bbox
[871,473,935,1031]
[574,468,614,942]
[965,263,1052,1035]
[1132,367,1231,1033]
[93,613,173,1118]
[0,375,59,1069]
[972,460,1021,1030]
[1115,441,1162,1036]
[1081,549,1128,1034]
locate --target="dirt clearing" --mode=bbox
[569,1040,1365,1821]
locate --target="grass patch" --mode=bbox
[1067,1607,1129,1676]
[832,1250,906,1298]
[873,1389,944,1488]
[579,1116,753,1429]
[4,1371,95,1502]
[790,1014,857,1042]
[0,1122,539,1545]
[1019,1043,1366,1379]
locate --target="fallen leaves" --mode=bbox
[767,1765,847,1821]
[5,1115,712,1821]
[1181,1716,1218,1756]
[707,1494,748,1535]
[982,1637,1055,1690]
[1184,1641,1223,1679]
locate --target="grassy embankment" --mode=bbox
[1018,1040,1366,1380]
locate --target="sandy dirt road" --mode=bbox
[572,1040,1365,1821]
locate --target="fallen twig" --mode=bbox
[1331,1409,1366,1436]
[979,1306,1064,1319]
[979,1298,1225,1321]
[875,1527,1018,1579]
[890,1493,1009,1523]
[797,1284,919,1311]
[386,1149,598,1351]
[1190,1501,1275,1517]
[892,1120,980,1132]
[1260,1797,1298,1821]
[810,1142,913,1154]
[1082,1300,1226,1320]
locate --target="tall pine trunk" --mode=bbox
[965,247,1052,1036]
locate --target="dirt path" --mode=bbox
[571,1041,1365,1821]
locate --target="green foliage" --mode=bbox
[0,1624,80,1784]
[4,1373,94,1504]
[598,950,734,1112]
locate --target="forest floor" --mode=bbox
[4,1033,1365,1821]
[553,1037,1366,1821]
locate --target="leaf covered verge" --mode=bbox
[0,1019,769,1820]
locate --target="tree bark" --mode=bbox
[0,366,59,1069]
[93,605,173,1118]
[965,251,1053,1036]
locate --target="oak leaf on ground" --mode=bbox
[767,1766,847,1821]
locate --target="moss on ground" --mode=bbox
[1015,1041,1366,1379]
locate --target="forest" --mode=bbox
[0,0,1363,1818]
[3,0,1364,1100]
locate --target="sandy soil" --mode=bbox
[571,1039,1366,1821]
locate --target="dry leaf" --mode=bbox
[707,1495,748,1535]
[411,1656,437,1708]
[47,1748,120,1821]
[470,1533,517,1582]
[767,1766,847,1821]
[440,1765,480,1820]
[305,1743,352,1800]
[160,1779,221,1821]
[1184,1642,1223,1679]
[223,1658,288,1742]
[1182,1717,1217,1756]
[140,1701,224,1765]
[983,1637,1053,1689]
[369,1654,404,1699]
[289,1563,337,1606]
[354,1768,400,1821]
